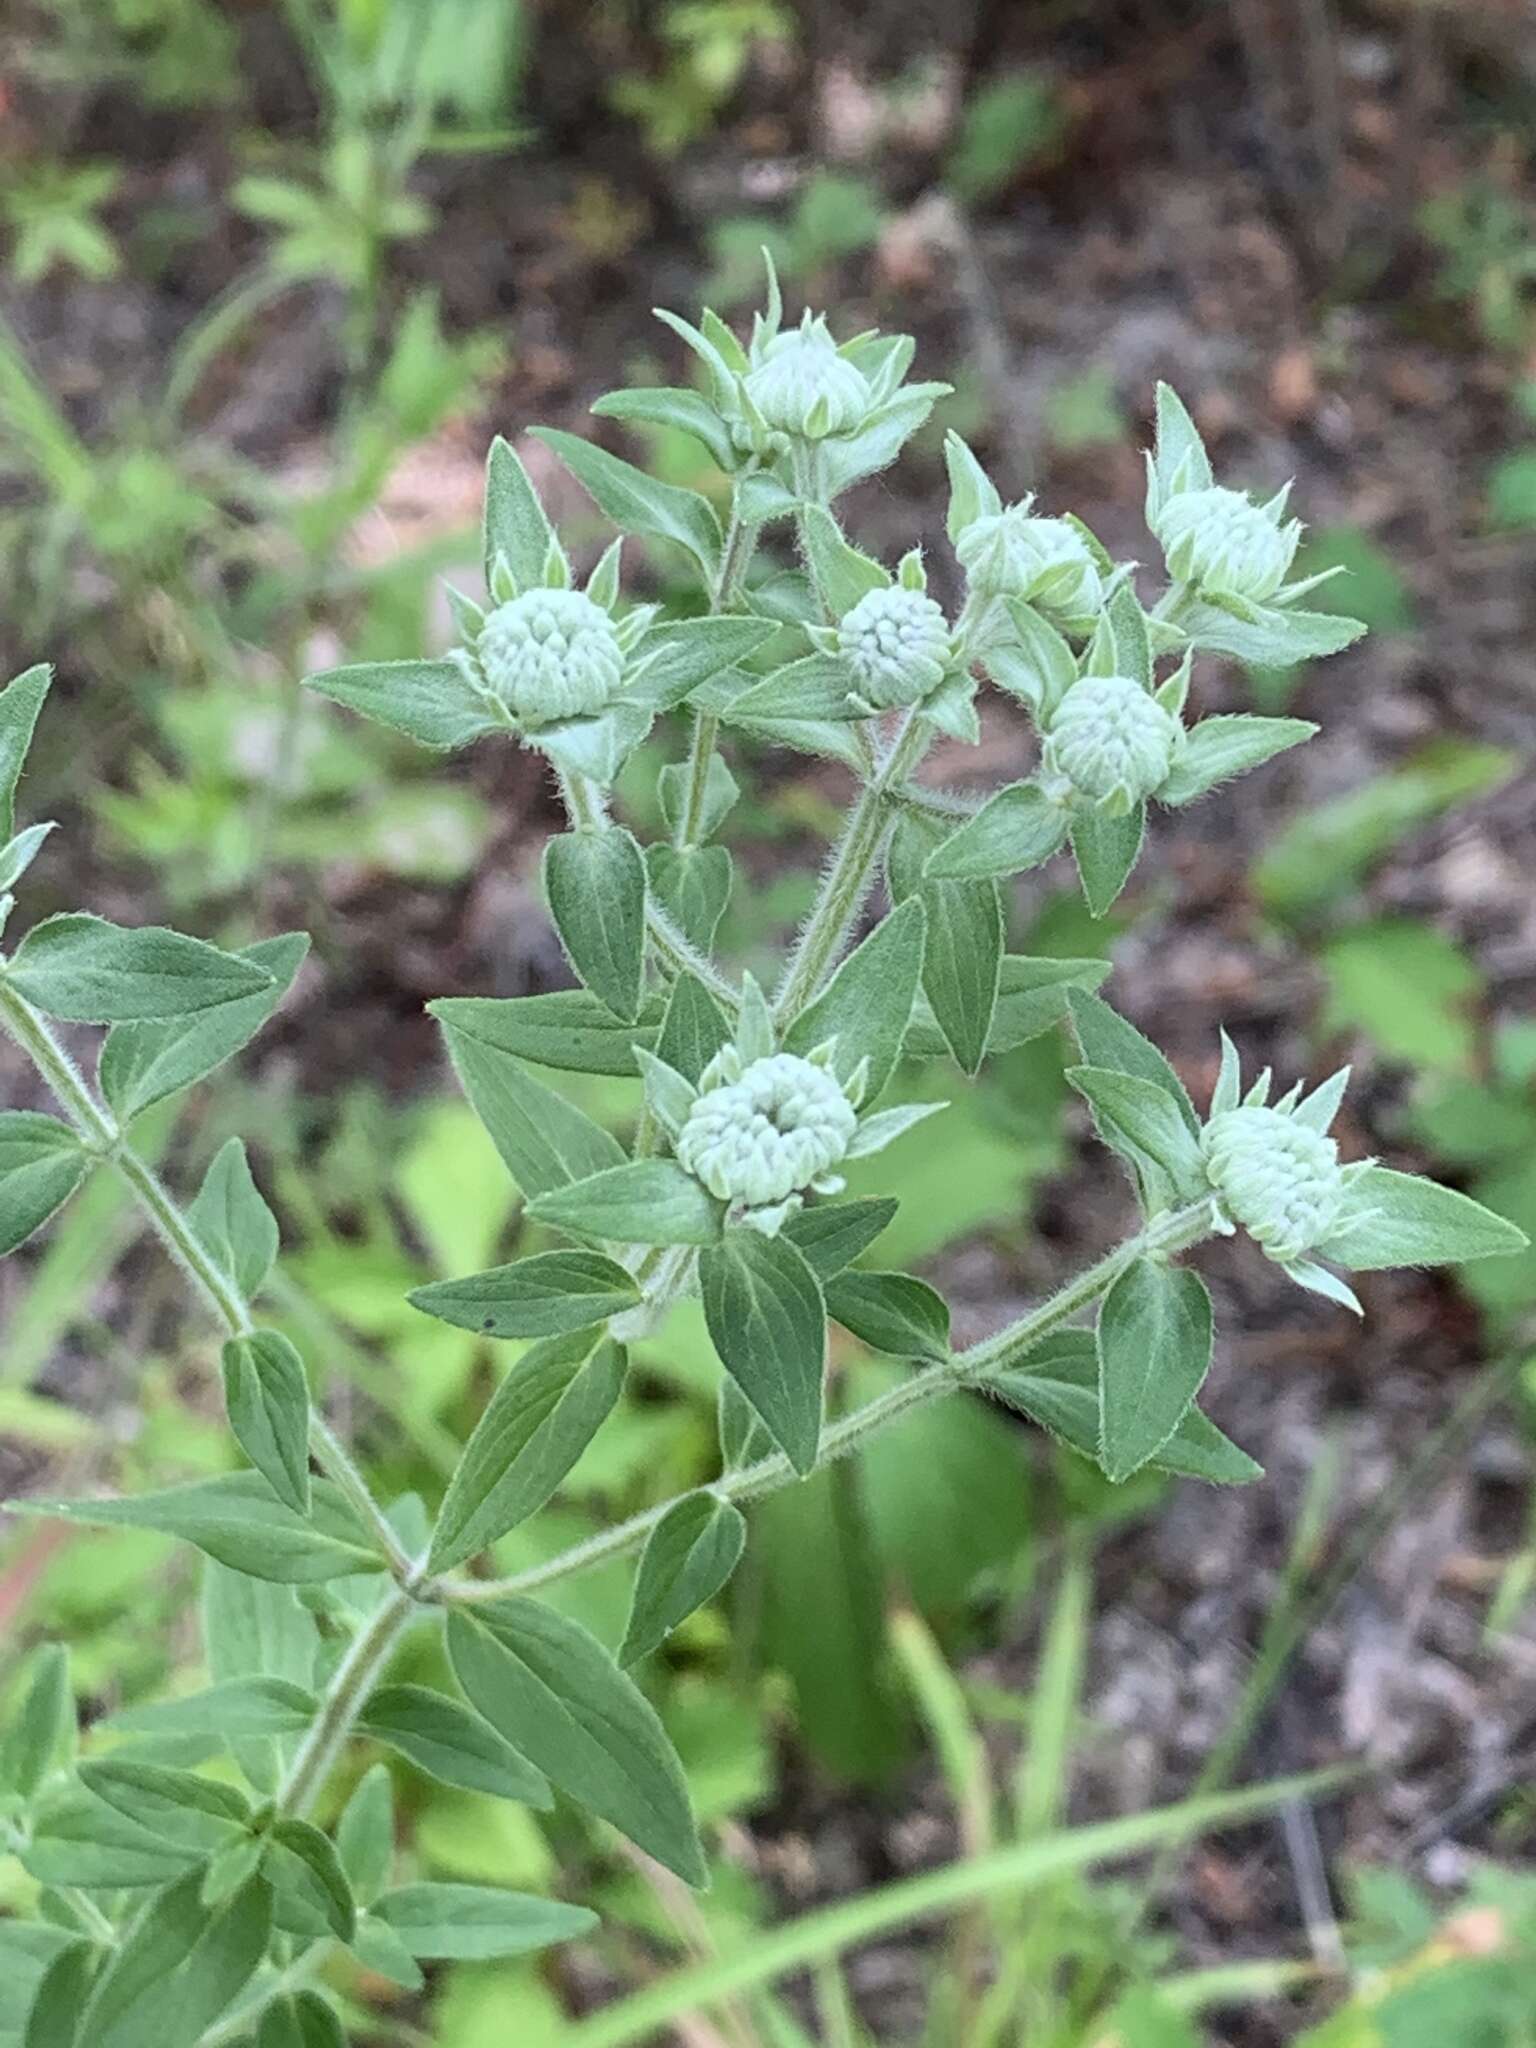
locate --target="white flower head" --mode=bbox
[954,502,1104,631]
[1041,674,1182,813]
[678,1049,859,1216]
[1154,483,1301,608]
[743,312,873,444]
[477,587,625,726]
[836,582,953,711]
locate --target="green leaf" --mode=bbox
[781,1196,898,1279]
[726,655,862,724]
[99,933,309,1122]
[544,827,648,1024]
[426,1333,626,1571]
[534,427,721,577]
[1070,803,1145,917]
[0,1644,72,1802]
[1318,917,1482,1073]
[256,1991,346,2048]
[905,955,1108,1061]
[631,616,776,710]
[358,1685,551,1805]
[1179,598,1365,667]
[4,915,275,1023]
[825,1269,951,1362]
[437,1013,626,1196]
[716,1376,775,1469]
[1159,715,1315,806]
[653,969,732,1085]
[483,435,555,589]
[821,383,951,498]
[428,989,661,1078]
[645,844,732,954]
[0,663,51,841]
[18,1473,386,1584]
[107,1678,319,1739]
[221,1331,311,1515]
[268,1819,356,1941]
[799,505,890,616]
[657,751,740,843]
[986,1331,1260,1484]
[1097,1258,1214,1482]
[0,820,58,893]
[189,1139,279,1301]
[620,1491,747,1665]
[77,1871,271,2048]
[889,810,1002,1076]
[447,1600,706,1886]
[922,783,1069,884]
[1066,990,1200,1136]
[699,1229,826,1476]
[202,1565,318,1796]
[786,895,927,1102]
[1320,1166,1529,1271]
[303,659,502,750]
[335,1763,394,1904]
[530,1160,723,1247]
[593,384,738,470]
[22,1938,92,2048]
[373,1882,596,1960]
[0,1111,86,1256]
[77,1760,249,1853]
[410,1250,639,1341]
[1149,383,1213,512]
[1066,1066,1206,1202]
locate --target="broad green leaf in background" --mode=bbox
[1318,918,1483,1072]
[632,617,775,711]
[544,827,648,1023]
[646,843,732,953]
[335,1764,393,1904]
[1067,990,1200,1135]
[904,955,1108,1061]
[189,1138,279,1300]
[1067,1065,1206,1204]
[77,1760,249,1853]
[358,1685,551,1805]
[0,1111,86,1255]
[619,1491,747,1666]
[426,1334,627,1571]
[19,1797,201,1891]
[1097,1258,1214,1482]
[653,970,732,1085]
[447,1600,707,1886]
[699,1229,827,1476]
[3,914,275,1022]
[106,1677,319,1740]
[221,1331,311,1515]
[21,1938,93,2048]
[75,1870,272,2048]
[657,751,740,844]
[409,1251,639,1340]
[256,1991,346,2048]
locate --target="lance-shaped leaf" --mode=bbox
[544,827,648,1023]
[0,662,51,840]
[593,383,738,469]
[1319,1166,1529,1271]
[800,504,890,616]
[256,1991,346,2048]
[483,434,554,588]
[533,426,721,577]
[0,821,56,893]
[530,1160,723,1247]
[1178,598,1366,667]
[781,1195,897,1279]
[1159,715,1317,806]
[654,969,732,1084]
[447,1600,706,1886]
[106,1677,319,1740]
[820,382,952,498]
[15,1473,386,1584]
[1066,990,1201,1136]
[437,1014,625,1196]
[785,894,927,1102]
[646,843,733,953]
[1070,803,1145,918]
[1097,1258,1214,1482]
[426,1334,626,1571]
[0,1111,86,1256]
[76,1870,272,2048]
[428,989,661,1078]
[725,654,863,724]
[4,915,275,1023]
[221,1332,311,1515]
[303,659,503,750]
[0,1644,73,1803]
[77,1761,250,1854]
[923,783,1069,884]
[905,955,1109,1061]
[99,932,309,1122]
[1146,381,1213,518]
[825,1268,950,1363]
[619,1491,747,1666]
[21,1937,93,2048]
[373,1883,597,1961]
[717,1377,775,1469]
[630,615,776,709]
[20,1796,200,1891]
[657,749,740,844]
[268,1820,356,1942]
[889,810,1002,1076]
[190,1138,279,1301]
[358,1685,552,1805]
[699,1229,826,1476]
[1067,1065,1207,1204]
[410,1250,638,1341]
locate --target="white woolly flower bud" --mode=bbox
[676,1051,858,1211]
[1202,1105,1347,1265]
[837,585,952,709]
[954,507,1103,623]
[477,589,625,726]
[1043,676,1180,808]
[1154,485,1299,606]
[743,317,871,441]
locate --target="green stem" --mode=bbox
[437,1200,1217,1607]
[274,1585,417,1818]
[0,978,411,1583]
[771,710,931,1026]
[675,489,759,852]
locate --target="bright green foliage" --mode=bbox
[0,268,1524,2048]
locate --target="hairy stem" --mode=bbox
[275,1585,417,1818]
[675,488,759,850]
[436,1199,1219,1607]
[0,978,411,1582]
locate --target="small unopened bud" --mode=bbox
[677,1051,858,1210]
[1155,485,1299,606]
[477,589,625,726]
[837,585,952,709]
[1202,1105,1346,1265]
[1043,676,1180,808]
[743,317,871,442]
[955,507,1103,624]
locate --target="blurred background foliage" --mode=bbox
[2,1,1536,2041]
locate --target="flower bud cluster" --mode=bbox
[677,1049,859,1212]
[1041,675,1182,813]
[954,502,1104,632]
[836,584,953,710]
[1154,483,1301,609]
[1202,1105,1346,1266]
[743,315,873,445]
[476,588,626,727]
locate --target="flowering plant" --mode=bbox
[0,276,1523,2039]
